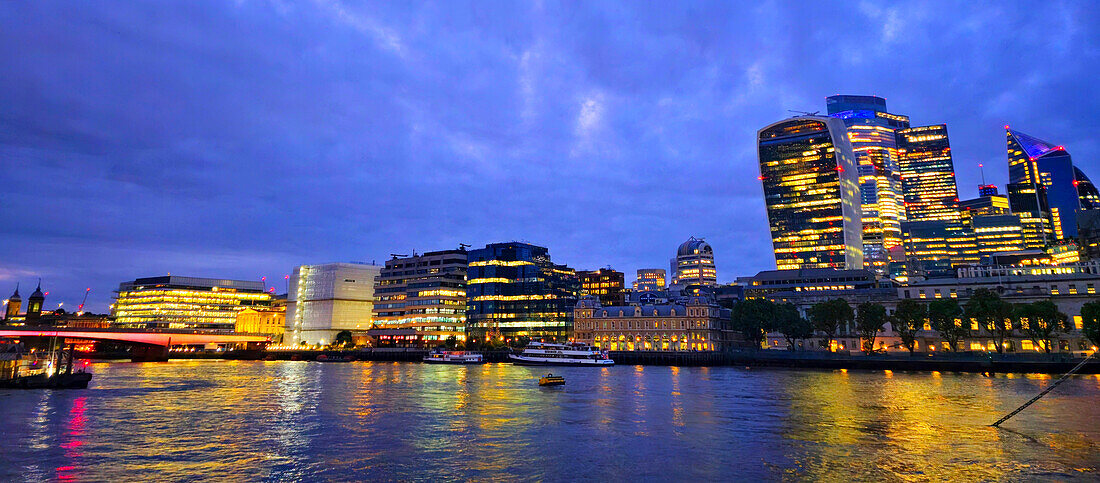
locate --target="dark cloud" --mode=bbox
[1,1,1097,311]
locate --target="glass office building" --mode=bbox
[373,249,468,343]
[897,124,961,222]
[826,95,910,273]
[113,276,273,330]
[465,242,579,339]
[1006,128,1080,243]
[757,116,863,270]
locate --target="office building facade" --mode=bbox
[112,276,273,330]
[633,268,667,292]
[670,237,717,286]
[465,242,579,339]
[286,263,381,346]
[578,268,626,306]
[573,294,732,351]
[896,124,961,222]
[758,116,863,270]
[373,249,468,344]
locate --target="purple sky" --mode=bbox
[2,2,1098,313]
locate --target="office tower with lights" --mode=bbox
[758,116,863,270]
[979,184,999,197]
[577,268,626,306]
[826,95,910,273]
[465,242,579,339]
[112,276,273,330]
[373,249,468,344]
[1006,128,1087,244]
[670,237,717,286]
[285,263,381,345]
[896,124,961,222]
[633,268,667,292]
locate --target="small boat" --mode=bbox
[423,350,484,364]
[509,342,614,366]
[538,373,565,386]
[0,343,92,389]
[315,354,354,363]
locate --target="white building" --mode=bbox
[285,262,381,346]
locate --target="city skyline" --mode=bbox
[3,2,1099,312]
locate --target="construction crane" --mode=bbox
[77,287,91,315]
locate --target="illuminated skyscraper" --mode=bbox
[633,269,667,292]
[896,124,960,222]
[757,116,863,270]
[670,237,717,286]
[826,95,909,273]
[1006,128,1085,244]
[114,276,274,330]
[466,242,579,339]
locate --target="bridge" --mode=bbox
[0,326,271,362]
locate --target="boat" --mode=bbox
[508,342,614,366]
[423,350,484,364]
[315,354,354,362]
[538,373,565,386]
[0,342,93,389]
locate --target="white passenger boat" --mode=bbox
[423,350,484,364]
[508,342,614,366]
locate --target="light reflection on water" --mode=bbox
[1,361,1098,481]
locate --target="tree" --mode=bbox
[928,299,965,352]
[1081,301,1100,347]
[334,330,354,348]
[855,302,887,354]
[730,298,777,349]
[808,298,854,351]
[964,289,1014,354]
[1019,300,1067,354]
[775,303,813,350]
[892,299,926,354]
[444,335,458,349]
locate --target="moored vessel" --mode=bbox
[423,350,484,364]
[509,342,614,366]
[538,373,565,386]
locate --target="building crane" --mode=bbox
[77,287,91,315]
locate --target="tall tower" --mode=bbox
[758,116,863,270]
[896,124,961,222]
[826,95,910,273]
[670,237,717,287]
[4,284,21,320]
[1005,128,1081,245]
[26,281,44,321]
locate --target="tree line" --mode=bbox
[730,289,1100,354]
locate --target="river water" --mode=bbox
[1,360,1098,481]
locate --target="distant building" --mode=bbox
[758,116,863,270]
[1004,128,1094,242]
[827,95,911,273]
[971,214,1027,256]
[465,242,579,339]
[632,268,667,292]
[738,268,885,299]
[896,124,960,223]
[578,268,626,306]
[902,220,977,277]
[235,307,286,341]
[112,276,273,330]
[978,184,999,197]
[573,294,733,351]
[670,237,717,286]
[1078,210,1100,261]
[372,249,468,346]
[26,282,44,321]
[285,263,381,346]
[4,285,20,321]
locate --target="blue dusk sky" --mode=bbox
[1,1,1098,312]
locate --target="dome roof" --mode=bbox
[29,282,44,299]
[677,237,712,257]
[8,285,20,300]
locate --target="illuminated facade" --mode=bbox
[4,285,20,320]
[903,221,977,276]
[1006,128,1080,244]
[758,116,863,270]
[573,294,731,351]
[578,268,626,306]
[827,95,910,273]
[896,124,960,222]
[112,276,273,330]
[235,307,286,340]
[286,263,381,345]
[971,214,1027,256]
[1077,210,1100,261]
[465,242,579,339]
[633,268,667,292]
[373,249,468,343]
[26,283,44,321]
[670,237,717,286]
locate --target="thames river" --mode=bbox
[2,361,1098,481]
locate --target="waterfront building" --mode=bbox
[4,285,20,320]
[372,249,468,346]
[896,124,961,223]
[827,95,910,273]
[26,282,44,321]
[738,268,884,300]
[757,116,863,270]
[286,263,381,346]
[465,242,579,339]
[572,294,732,351]
[670,237,717,286]
[234,307,286,340]
[112,276,273,330]
[632,268,667,292]
[578,268,626,306]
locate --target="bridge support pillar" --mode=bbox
[131,345,170,362]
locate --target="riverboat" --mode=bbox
[538,373,565,386]
[423,350,484,364]
[0,343,92,389]
[508,342,614,366]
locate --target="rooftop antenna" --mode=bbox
[390,253,408,259]
[979,163,986,185]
